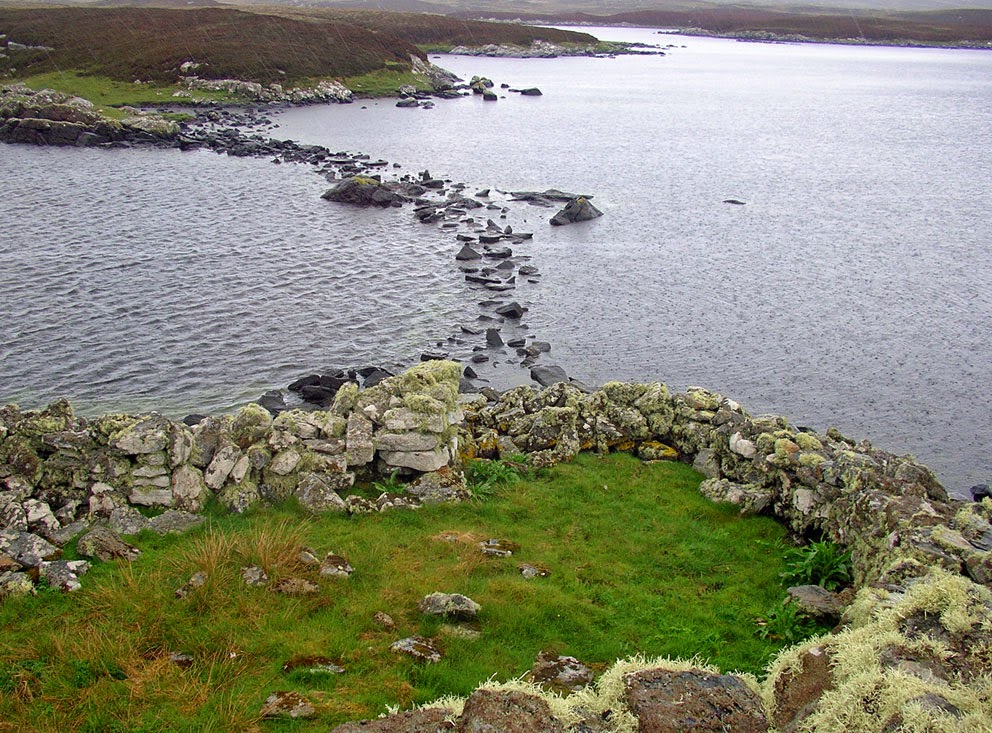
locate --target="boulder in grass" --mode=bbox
[418,592,481,620]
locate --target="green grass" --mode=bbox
[343,65,433,97]
[0,453,794,730]
[17,72,236,114]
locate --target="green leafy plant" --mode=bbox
[781,540,853,591]
[757,599,825,644]
[465,458,522,500]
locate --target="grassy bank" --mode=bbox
[0,453,810,731]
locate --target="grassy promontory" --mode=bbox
[0,4,598,104]
[0,453,802,730]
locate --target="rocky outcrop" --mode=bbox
[321,175,408,207]
[179,76,353,104]
[0,85,179,147]
[549,197,603,226]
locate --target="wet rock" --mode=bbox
[457,688,563,733]
[418,592,481,620]
[530,651,593,693]
[390,636,442,663]
[624,667,769,733]
[260,690,317,720]
[518,87,543,96]
[258,390,287,416]
[485,328,503,347]
[530,365,569,387]
[495,302,526,319]
[549,197,603,226]
[322,176,405,207]
[456,244,482,260]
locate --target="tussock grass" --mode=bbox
[0,453,793,730]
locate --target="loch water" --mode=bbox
[2,29,991,496]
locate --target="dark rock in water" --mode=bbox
[300,385,336,405]
[971,484,991,501]
[461,325,482,335]
[395,98,419,108]
[319,373,350,390]
[495,302,526,319]
[550,197,603,226]
[496,260,516,270]
[511,189,587,204]
[485,246,513,258]
[519,265,539,276]
[420,351,448,362]
[423,179,445,189]
[463,365,478,379]
[482,90,498,102]
[182,414,207,427]
[289,374,321,392]
[519,87,543,96]
[507,338,526,348]
[471,354,489,363]
[479,233,503,245]
[475,189,490,197]
[486,328,503,347]
[258,390,287,416]
[529,341,552,353]
[321,176,405,207]
[459,377,479,394]
[456,234,476,242]
[456,244,482,260]
[362,368,393,387]
[723,199,747,205]
[531,365,569,387]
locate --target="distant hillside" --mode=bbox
[0,5,598,88]
[0,6,422,84]
[450,5,992,45]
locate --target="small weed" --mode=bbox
[781,540,853,591]
[372,469,405,494]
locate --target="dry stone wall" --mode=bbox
[2,360,991,730]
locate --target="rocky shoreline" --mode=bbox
[1,360,991,730]
[2,79,603,402]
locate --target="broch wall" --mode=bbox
[1,360,990,731]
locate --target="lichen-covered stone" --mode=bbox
[172,464,209,512]
[457,688,563,733]
[418,592,481,620]
[296,472,349,513]
[624,668,768,733]
[76,527,140,562]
